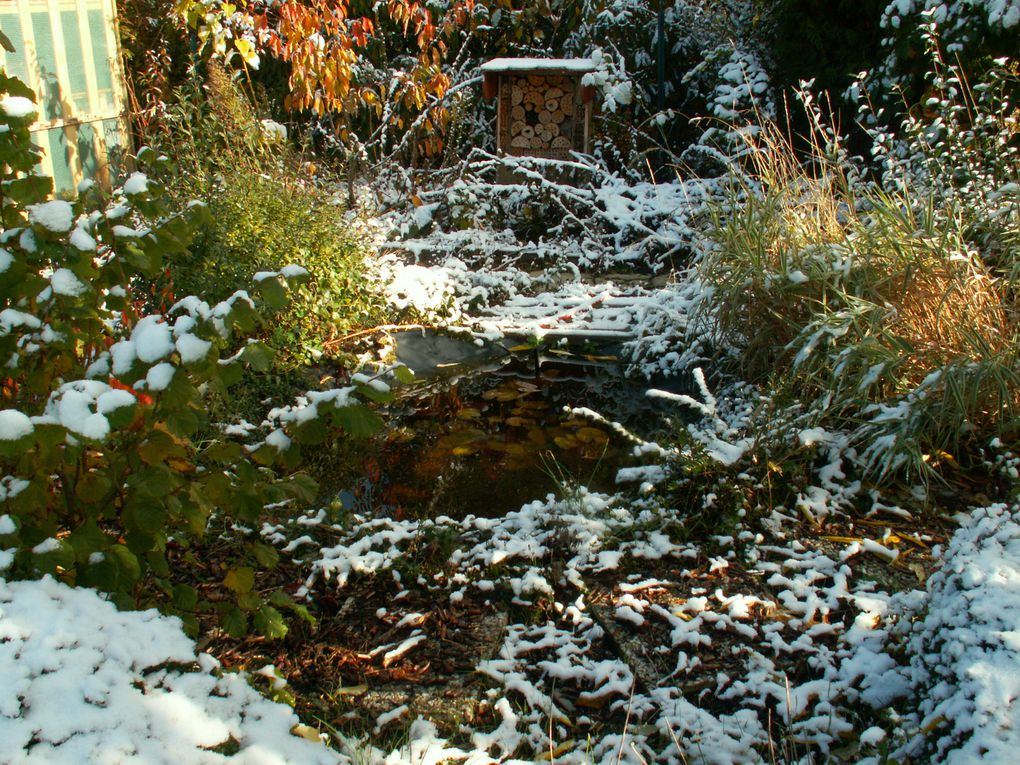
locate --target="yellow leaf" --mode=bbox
[291,724,321,743]
[537,739,575,760]
[234,37,258,67]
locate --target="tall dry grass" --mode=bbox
[696,104,1019,479]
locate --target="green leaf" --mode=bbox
[220,605,248,638]
[139,429,184,465]
[172,584,199,611]
[201,441,244,464]
[290,418,327,445]
[126,465,176,499]
[219,361,244,387]
[76,472,113,505]
[223,566,255,594]
[356,382,394,405]
[103,399,137,429]
[282,473,319,505]
[241,342,274,373]
[270,589,316,627]
[146,548,171,577]
[253,605,288,639]
[32,538,75,575]
[250,443,278,466]
[251,542,279,569]
[237,590,261,611]
[68,521,108,561]
[109,544,142,586]
[167,406,200,437]
[333,405,384,437]
[255,276,288,310]
[392,365,416,385]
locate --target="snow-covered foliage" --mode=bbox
[895,501,1020,763]
[0,576,341,764]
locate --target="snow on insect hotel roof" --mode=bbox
[480,57,596,74]
[481,58,596,160]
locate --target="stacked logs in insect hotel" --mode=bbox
[508,74,576,152]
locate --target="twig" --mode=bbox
[322,323,430,348]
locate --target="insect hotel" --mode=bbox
[481,58,595,159]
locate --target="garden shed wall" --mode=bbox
[0,0,130,195]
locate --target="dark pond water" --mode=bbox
[337,329,679,521]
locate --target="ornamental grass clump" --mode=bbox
[698,63,1019,480]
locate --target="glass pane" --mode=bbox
[47,127,76,195]
[77,122,97,178]
[87,9,114,112]
[61,10,90,112]
[31,11,62,120]
[0,13,31,84]
[101,118,126,183]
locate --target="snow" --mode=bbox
[132,316,175,364]
[896,501,1020,764]
[27,201,74,233]
[145,362,176,391]
[69,226,97,252]
[280,264,308,279]
[176,330,213,364]
[96,388,135,415]
[260,119,288,142]
[480,57,595,73]
[0,576,343,764]
[0,409,33,441]
[50,268,87,297]
[0,95,36,119]
[121,171,149,196]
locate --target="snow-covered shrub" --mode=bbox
[0,72,383,636]
[0,575,343,763]
[898,501,1020,763]
[863,31,1019,276]
[875,0,1020,95]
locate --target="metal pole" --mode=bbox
[657,0,665,112]
[656,0,667,176]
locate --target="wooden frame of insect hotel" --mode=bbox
[481,58,595,159]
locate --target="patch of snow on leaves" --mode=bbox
[131,316,175,364]
[0,576,344,764]
[0,95,36,119]
[121,171,149,196]
[0,409,33,441]
[49,268,86,297]
[69,225,97,252]
[27,201,74,233]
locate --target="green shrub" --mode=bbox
[0,71,385,636]
[152,66,385,369]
